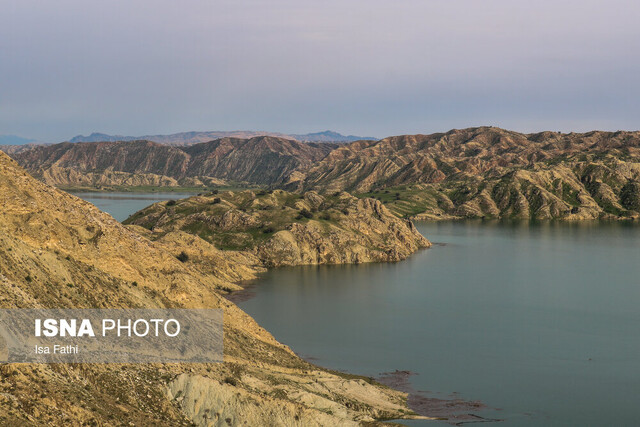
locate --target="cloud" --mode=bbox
[1,0,639,140]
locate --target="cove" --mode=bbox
[69,191,197,222]
[235,220,640,426]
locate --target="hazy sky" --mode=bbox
[2,0,639,141]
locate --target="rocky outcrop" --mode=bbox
[166,371,416,426]
[0,151,415,425]
[125,190,430,268]
[256,197,429,267]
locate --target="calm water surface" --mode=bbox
[236,221,640,426]
[70,191,197,222]
[71,192,640,426]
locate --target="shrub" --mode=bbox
[262,227,275,234]
[25,275,32,283]
[166,200,177,206]
[212,198,221,204]
[223,377,237,386]
[132,281,138,287]
[299,208,313,219]
[176,251,189,263]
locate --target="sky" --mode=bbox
[1,0,639,141]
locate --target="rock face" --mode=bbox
[0,151,415,425]
[286,127,640,220]
[125,190,430,268]
[181,138,335,185]
[12,137,336,188]
[256,196,430,267]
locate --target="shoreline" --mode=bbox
[60,185,260,193]
[412,214,639,222]
[377,371,503,425]
[223,249,501,424]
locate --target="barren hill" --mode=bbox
[13,136,336,188]
[181,137,335,185]
[0,150,418,425]
[286,127,640,220]
[124,189,430,267]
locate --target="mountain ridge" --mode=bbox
[13,136,337,188]
[286,126,640,220]
[10,126,640,220]
[69,130,376,144]
[0,135,38,145]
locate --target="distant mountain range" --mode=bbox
[289,130,375,143]
[0,135,37,145]
[68,130,376,145]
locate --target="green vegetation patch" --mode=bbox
[354,185,442,218]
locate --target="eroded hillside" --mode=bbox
[13,137,336,189]
[286,127,640,220]
[124,189,430,267]
[0,151,421,425]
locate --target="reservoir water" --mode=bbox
[70,191,197,222]
[73,191,640,426]
[236,221,640,426]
